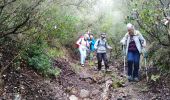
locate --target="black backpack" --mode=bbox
[97,39,107,47]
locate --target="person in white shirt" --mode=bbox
[76,34,90,67]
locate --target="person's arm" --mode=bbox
[76,38,82,46]
[94,39,99,50]
[91,39,95,45]
[86,41,90,49]
[138,31,146,47]
[106,42,112,49]
[120,33,128,45]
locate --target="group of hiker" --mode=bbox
[76,23,146,82]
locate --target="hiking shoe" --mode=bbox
[128,76,133,82]
[105,69,112,72]
[81,64,84,67]
[133,77,139,82]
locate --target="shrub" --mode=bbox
[22,40,60,77]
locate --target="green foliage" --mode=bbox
[46,47,64,58]
[128,0,170,71]
[151,74,160,82]
[40,6,79,46]
[22,39,60,77]
[150,46,170,71]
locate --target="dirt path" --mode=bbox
[1,58,169,100]
[53,59,158,100]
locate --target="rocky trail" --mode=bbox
[1,57,170,100]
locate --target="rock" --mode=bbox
[65,86,72,93]
[117,98,123,100]
[86,78,93,83]
[14,93,21,100]
[91,89,100,97]
[79,72,94,81]
[70,88,78,95]
[80,89,90,98]
[0,53,2,59]
[105,80,113,89]
[83,98,91,100]
[102,79,113,100]
[69,95,78,100]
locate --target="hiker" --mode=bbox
[120,23,146,82]
[88,34,96,60]
[76,34,90,67]
[94,33,112,71]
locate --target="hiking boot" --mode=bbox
[81,64,84,67]
[133,77,139,82]
[128,76,133,82]
[98,69,101,71]
[105,69,112,72]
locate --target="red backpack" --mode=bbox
[75,35,84,48]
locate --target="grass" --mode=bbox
[46,47,64,58]
[70,62,82,73]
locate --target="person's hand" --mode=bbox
[109,47,113,50]
[142,44,146,48]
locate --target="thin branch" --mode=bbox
[0,0,43,38]
[159,0,167,17]
[0,16,30,38]
[60,0,85,8]
[0,0,17,15]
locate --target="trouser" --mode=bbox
[79,48,87,65]
[97,53,109,70]
[89,51,95,60]
[127,51,140,78]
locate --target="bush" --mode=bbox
[22,40,60,77]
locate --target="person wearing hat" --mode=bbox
[94,33,112,72]
[76,34,90,67]
[120,23,146,82]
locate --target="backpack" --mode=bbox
[97,39,107,47]
[75,36,89,49]
[75,32,91,48]
[75,36,83,48]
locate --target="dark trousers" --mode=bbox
[127,51,140,78]
[97,53,109,70]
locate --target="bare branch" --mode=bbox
[60,0,85,8]
[0,0,17,15]
[0,0,43,38]
[159,0,167,17]
[0,16,30,38]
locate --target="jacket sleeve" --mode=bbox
[76,38,82,46]
[106,42,112,49]
[138,31,146,47]
[91,39,95,45]
[120,33,128,45]
[94,39,99,50]
[86,41,90,48]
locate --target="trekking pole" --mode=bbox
[122,45,126,77]
[143,48,149,82]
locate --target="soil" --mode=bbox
[0,53,170,100]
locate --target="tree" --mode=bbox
[0,0,43,39]
[127,0,170,71]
